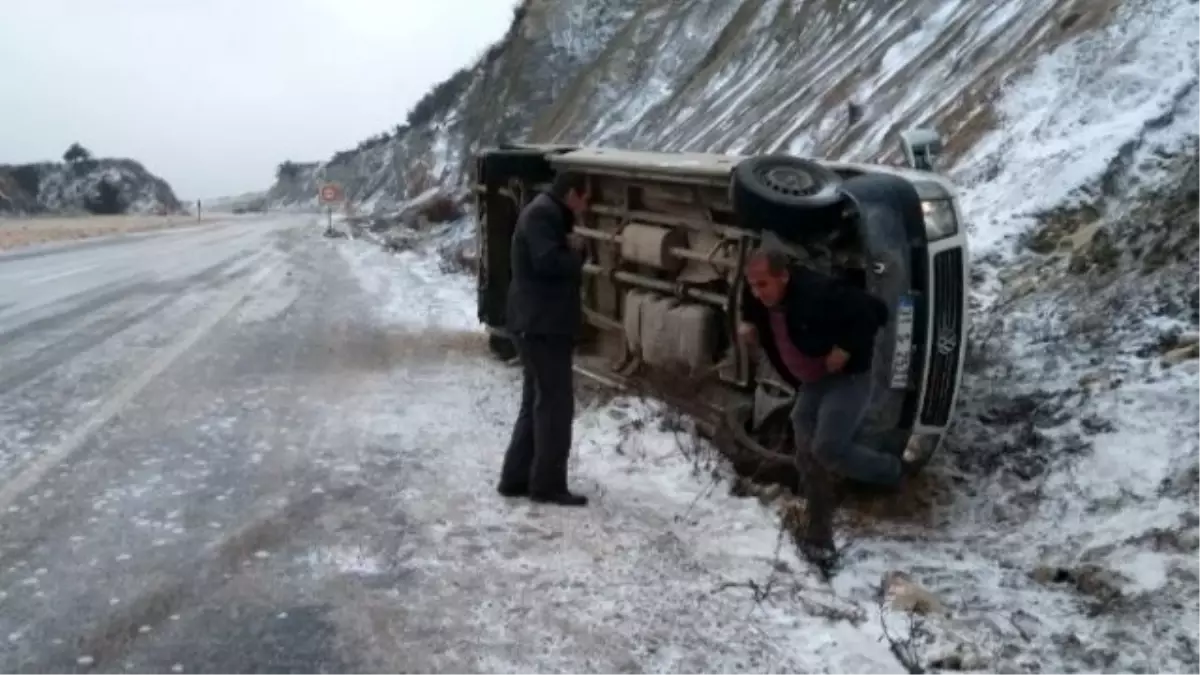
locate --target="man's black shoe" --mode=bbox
[497,483,529,498]
[530,491,588,507]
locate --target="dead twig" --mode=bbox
[714,577,778,605]
[879,604,930,675]
[676,469,722,524]
[715,571,869,626]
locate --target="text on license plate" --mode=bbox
[890,295,915,389]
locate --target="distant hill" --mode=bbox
[200,190,269,214]
[0,154,182,216]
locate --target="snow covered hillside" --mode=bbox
[0,157,182,216]
[275,0,1198,670]
[264,0,1188,213]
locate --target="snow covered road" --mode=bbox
[0,217,903,673]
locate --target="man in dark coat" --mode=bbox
[496,171,591,507]
[738,248,899,561]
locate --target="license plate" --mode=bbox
[890,294,915,389]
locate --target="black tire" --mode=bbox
[749,403,795,458]
[487,333,519,362]
[730,155,847,241]
[728,400,927,495]
[723,401,801,490]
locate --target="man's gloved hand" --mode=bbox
[824,346,850,373]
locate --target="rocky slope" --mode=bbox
[265,0,1188,212]
[0,158,182,216]
[280,0,1199,670]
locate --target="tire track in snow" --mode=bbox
[0,294,181,394]
[0,250,265,393]
[0,261,282,515]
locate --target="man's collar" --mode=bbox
[544,191,576,228]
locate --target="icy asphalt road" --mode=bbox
[0,216,904,673]
[0,216,367,672]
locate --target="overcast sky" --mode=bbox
[0,0,517,199]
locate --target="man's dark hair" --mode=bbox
[748,247,791,275]
[550,171,587,199]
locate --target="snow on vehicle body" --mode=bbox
[473,134,968,475]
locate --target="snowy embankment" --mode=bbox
[327,0,1198,670]
[333,242,904,672]
[914,1,1200,667]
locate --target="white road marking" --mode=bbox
[0,261,281,515]
[21,263,103,286]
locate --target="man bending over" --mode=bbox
[738,248,900,562]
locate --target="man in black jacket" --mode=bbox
[497,171,591,507]
[738,248,900,561]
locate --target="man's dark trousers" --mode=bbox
[499,333,575,495]
[791,372,902,550]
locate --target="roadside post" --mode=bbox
[318,183,344,229]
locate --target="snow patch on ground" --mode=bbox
[333,233,1187,671]
[335,212,1197,670]
[332,237,908,673]
[337,241,478,333]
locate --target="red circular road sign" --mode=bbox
[319,183,343,204]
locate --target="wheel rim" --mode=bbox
[756,163,822,198]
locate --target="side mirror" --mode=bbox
[899,129,943,172]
